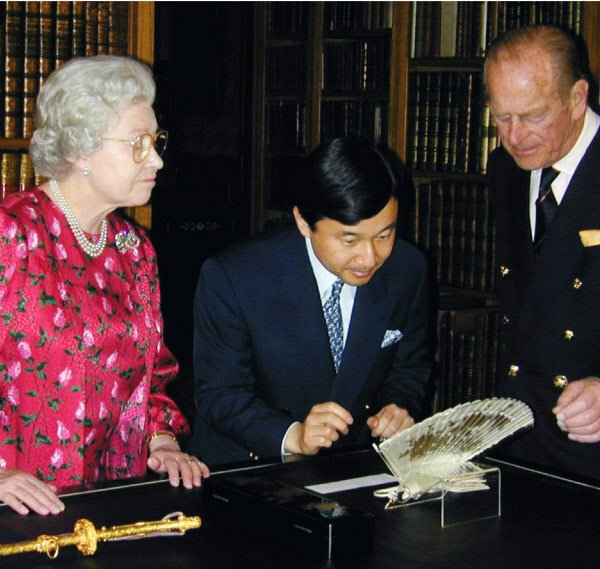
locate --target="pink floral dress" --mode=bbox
[0,189,188,487]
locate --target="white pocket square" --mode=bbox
[381,329,403,348]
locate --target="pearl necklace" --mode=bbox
[49,179,108,258]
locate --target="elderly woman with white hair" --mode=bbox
[0,55,209,516]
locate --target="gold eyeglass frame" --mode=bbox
[101,130,168,163]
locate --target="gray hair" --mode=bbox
[484,25,585,105]
[30,55,156,179]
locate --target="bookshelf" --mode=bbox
[251,1,406,233]
[0,1,155,229]
[250,1,600,414]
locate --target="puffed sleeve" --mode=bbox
[0,205,30,350]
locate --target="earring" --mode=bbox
[82,166,90,177]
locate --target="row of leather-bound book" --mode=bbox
[412,0,582,58]
[0,152,41,200]
[1,1,129,139]
[407,179,496,294]
[406,71,500,175]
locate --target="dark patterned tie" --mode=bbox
[323,279,344,372]
[534,166,560,248]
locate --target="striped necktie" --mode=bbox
[534,166,559,248]
[323,279,344,372]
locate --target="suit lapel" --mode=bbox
[280,232,338,382]
[522,130,600,317]
[507,166,536,301]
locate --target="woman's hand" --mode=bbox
[146,433,210,489]
[0,468,65,516]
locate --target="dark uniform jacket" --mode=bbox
[186,226,431,467]
[487,136,600,481]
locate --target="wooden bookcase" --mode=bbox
[0,1,155,229]
[250,1,600,413]
[250,1,408,233]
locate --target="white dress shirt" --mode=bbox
[304,236,357,346]
[529,107,600,239]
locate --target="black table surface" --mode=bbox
[0,449,597,569]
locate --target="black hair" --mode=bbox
[294,137,401,230]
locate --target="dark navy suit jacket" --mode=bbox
[187,226,431,466]
[488,131,600,480]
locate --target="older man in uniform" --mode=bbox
[485,25,600,479]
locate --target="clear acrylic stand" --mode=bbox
[384,464,501,528]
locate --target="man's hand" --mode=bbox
[0,468,65,516]
[367,404,414,439]
[553,377,600,443]
[284,402,353,455]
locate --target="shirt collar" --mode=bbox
[304,236,356,303]
[552,106,600,176]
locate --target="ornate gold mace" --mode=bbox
[0,512,201,558]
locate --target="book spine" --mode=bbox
[422,2,433,58]
[451,330,465,406]
[71,1,86,56]
[108,1,129,55]
[435,310,450,412]
[451,182,466,288]
[19,152,36,192]
[485,311,500,397]
[22,1,40,139]
[439,1,457,57]
[97,2,110,55]
[463,184,478,290]
[438,72,452,173]
[440,181,455,286]
[463,331,476,401]
[0,152,20,199]
[4,1,25,138]
[39,1,55,88]
[416,72,431,170]
[458,72,474,173]
[430,1,441,57]
[429,180,443,284]
[479,104,490,174]
[416,181,431,253]
[406,72,420,169]
[484,1,498,52]
[55,1,71,69]
[85,1,99,56]
[447,73,460,172]
[474,183,490,291]
[455,1,464,57]
[426,72,441,171]
[473,313,488,400]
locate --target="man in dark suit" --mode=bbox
[187,138,431,466]
[485,25,600,479]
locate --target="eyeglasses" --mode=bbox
[101,130,168,163]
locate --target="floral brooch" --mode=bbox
[115,230,141,253]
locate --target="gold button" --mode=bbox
[573,278,583,290]
[500,265,510,277]
[364,404,370,411]
[554,375,569,389]
[502,315,510,325]
[508,364,520,377]
[564,330,574,340]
